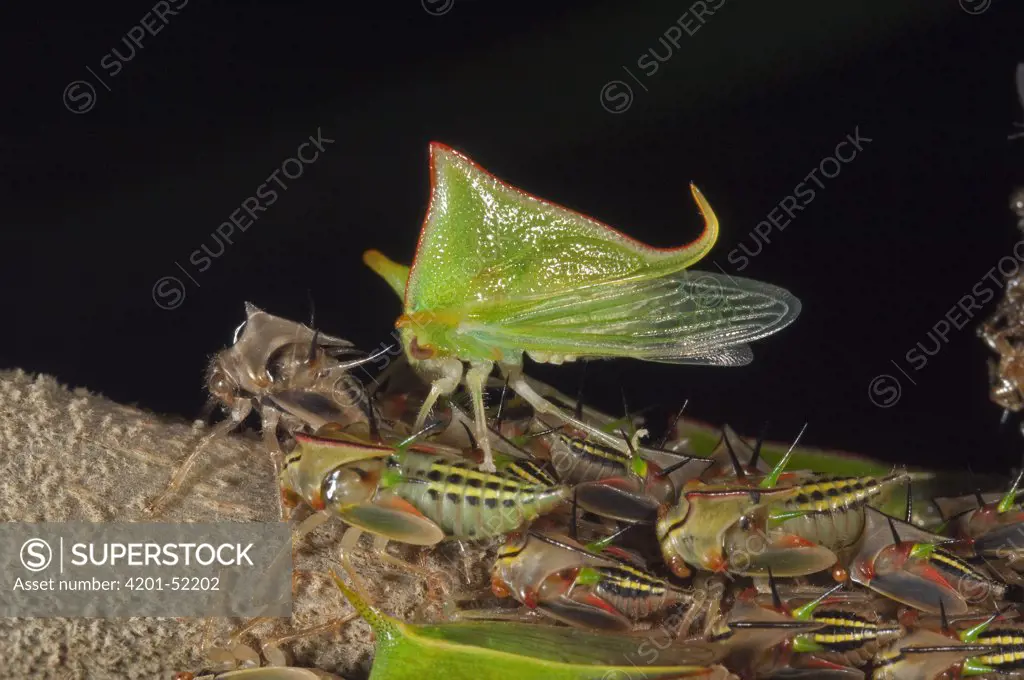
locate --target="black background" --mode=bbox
[5,0,1024,472]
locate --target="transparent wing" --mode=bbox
[461,269,800,364]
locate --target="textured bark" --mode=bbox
[0,370,488,680]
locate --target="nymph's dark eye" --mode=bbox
[738,516,751,530]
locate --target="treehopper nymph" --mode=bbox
[365,143,802,471]
[148,304,385,514]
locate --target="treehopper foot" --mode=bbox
[257,613,359,667]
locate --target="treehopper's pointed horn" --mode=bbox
[960,605,1008,643]
[656,454,700,479]
[888,517,902,546]
[722,429,746,480]
[686,183,719,264]
[307,329,319,365]
[760,422,807,489]
[750,421,769,469]
[657,399,689,449]
[460,421,479,451]
[619,388,634,438]
[998,453,1024,514]
[363,249,411,300]
[791,583,845,621]
[305,289,317,328]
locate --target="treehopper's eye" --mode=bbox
[409,336,435,360]
[322,467,369,506]
[738,515,751,531]
[208,366,236,403]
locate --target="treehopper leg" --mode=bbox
[412,358,463,431]
[504,367,629,452]
[259,612,359,666]
[199,618,270,673]
[292,513,329,545]
[259,407,289,522]
[371,533,434,581]
[290,514,330,590]
[146,400,254,514]
[701,576,726,640]
[338,527,370,596]
[465,360,496,471]
[260,406,284,470]
[413,384,444,432]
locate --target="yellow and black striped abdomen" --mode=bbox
[504,459,557,487]
[799,609,904,668]
[974,628,1024,670]
[923,548,1007,602]
[787,477,884,515]
[395,455,567,540]
[550,434,632,484]
[592,564,676,620]
[777,475,904,555]
[808,610,902,655]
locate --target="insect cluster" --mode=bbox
[166,147,1024,680]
